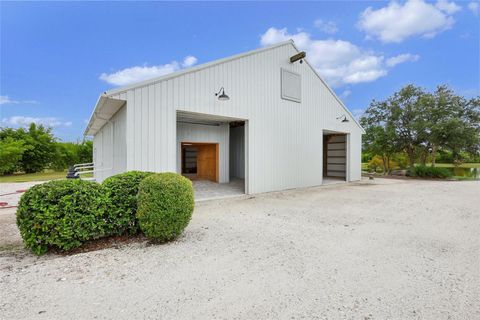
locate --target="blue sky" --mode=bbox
[1,1,479,141]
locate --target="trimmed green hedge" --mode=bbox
[410,165,453,179]
[16,179,107,255]
[102,171,153,236]
[137,173,194,242]
[16,171,196,255]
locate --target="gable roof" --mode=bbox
[85,40,364,135]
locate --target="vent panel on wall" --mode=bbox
[281,68,301,102]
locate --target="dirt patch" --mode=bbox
[54,234,149,256]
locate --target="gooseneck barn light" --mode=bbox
[215,87,230,101]
[290,51,306,64]
[336,114,349,123]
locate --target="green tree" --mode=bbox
[0,137,27,175]
[361,84,480,171]
[77,140,93,164]
[52,142,78,171]
[388,85,426,169]
[420,86,480,166]
[51,140,93,171]
[20,123,56,173]
[360,102,400,174]
[360,85,426,172]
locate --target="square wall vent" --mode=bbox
[281,68,301,103]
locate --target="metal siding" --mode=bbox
[92,100,126,182]
[111,106,127,175]
[93,131,102,181]
[105,43,362,193]
[176,123,229,183]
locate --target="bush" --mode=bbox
[137,173,194,242]
[102,171,153,236]
[16,179,107,255]
[368,155,383,172]
[409,165,453,179]
[368,155,398,173]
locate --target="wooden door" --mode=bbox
[197,144,219,182]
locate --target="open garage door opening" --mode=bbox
[177,111,248,199]
[323,132,347,183]
[181,142,219,182]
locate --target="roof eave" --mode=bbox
[84,95,126,136]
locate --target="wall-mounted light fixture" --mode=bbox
[290,51,306,64]
[215,87,230,101]
[336,114,349,123]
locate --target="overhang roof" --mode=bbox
[84,96,126,136]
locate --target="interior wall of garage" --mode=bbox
[229,126,245,179]
[176,122,230,183]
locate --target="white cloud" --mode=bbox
[313,19,338,34]
[182,55,198,67]
[468,1,479,15]
[260,27,418,87]
[100,55,198,86]
[436,0,461,14]
[386,53,420,67]
[340,89,352,98]
[1,116,72,128]
[358,0,460,43]
[261,27,311,48]
[0,95,38,105]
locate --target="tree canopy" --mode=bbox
[361,85,480,170]
[0,124,93,175]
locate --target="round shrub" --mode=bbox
[137,173,194,242]
[102,171,153,236]
[16,179,107,255]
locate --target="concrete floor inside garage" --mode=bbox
[193,178,245,201]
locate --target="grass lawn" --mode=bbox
[0,170,94,183]
[362,162,480,170]
[0,170,67,183]
[431,163,480,168]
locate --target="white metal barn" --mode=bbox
[85,40,364,195]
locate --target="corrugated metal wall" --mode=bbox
[176,122,229,183]
[93,105,127,182]
[103,42,362,193]
[93,131,103,181]
[230,126,245,179]
[112,106,127,175]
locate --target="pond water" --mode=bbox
[445,167,480,180]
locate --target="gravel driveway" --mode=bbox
[1,178,479,319]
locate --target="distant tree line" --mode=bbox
[360,85,480,174]
[0,123,92,175]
